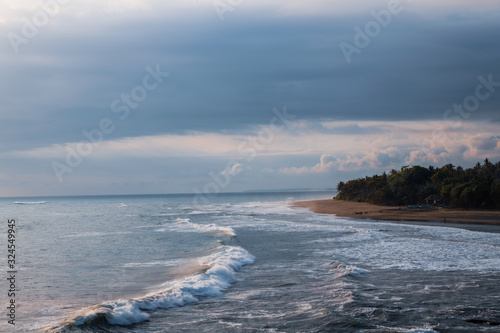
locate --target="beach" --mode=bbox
[293,198,500,233]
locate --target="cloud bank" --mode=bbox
[1,0,499,196]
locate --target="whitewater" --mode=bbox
[1,192,499,332]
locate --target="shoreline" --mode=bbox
[292,198,500,233]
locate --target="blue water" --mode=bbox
[1,192,500,332]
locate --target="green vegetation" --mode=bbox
[335,159,500,209]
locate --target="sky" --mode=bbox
[1,0,499,197]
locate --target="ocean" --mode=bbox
[1,191,499,333]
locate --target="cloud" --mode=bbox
[1,1,500,155]
[6,132,247,159]
[1,0,500,196]
[319,122,384,135]
[463,134,500,159]
[473,135,500,151]
[1,119,499,196]
[280,147,406,174]
[8,119,499,162]
[278,120,500,174]
[222,162,244,176]
[280,154,337,174]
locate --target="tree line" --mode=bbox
[335,159,500,209]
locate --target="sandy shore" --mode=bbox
[292,199,500,233]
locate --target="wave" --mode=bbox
[45,246,255,331]
[358,327,438,333]
[60,231,133,239]
[329,263,370,278]
[123,258,188,268]
[326,224,500,272]
[177,218,236,237]
[14,201,46,205]
[151,213,177,217]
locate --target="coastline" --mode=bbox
[292,199,500,233]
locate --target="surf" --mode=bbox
[45,245,255,331]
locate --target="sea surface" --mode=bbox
[1,191,500,332]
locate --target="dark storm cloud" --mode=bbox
[1,6,500,153]
[475,135,500,151]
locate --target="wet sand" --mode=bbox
[292,199,500,233]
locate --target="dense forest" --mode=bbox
[335,159,500,209]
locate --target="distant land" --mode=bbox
[335,159,500,210]
[293,159,500,228]
[243,188,336,193]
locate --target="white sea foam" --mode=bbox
[118,203,127,208]
[340,264,370,276]
[60,231,133,238]
[151,213,178,217]
[186,210,224,215]
[177,218,236,237]
[323,222,500,272]
[223,214,355,234]
[226,201,298,215]
[330,264,370,278]
[123,258,188,268]
[14,201,46,205]
[359,326,438,333]
[53,246,254,328]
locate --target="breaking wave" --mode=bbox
[14,201,46,205]
[177,218,236,237]
[45,246,254,331]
